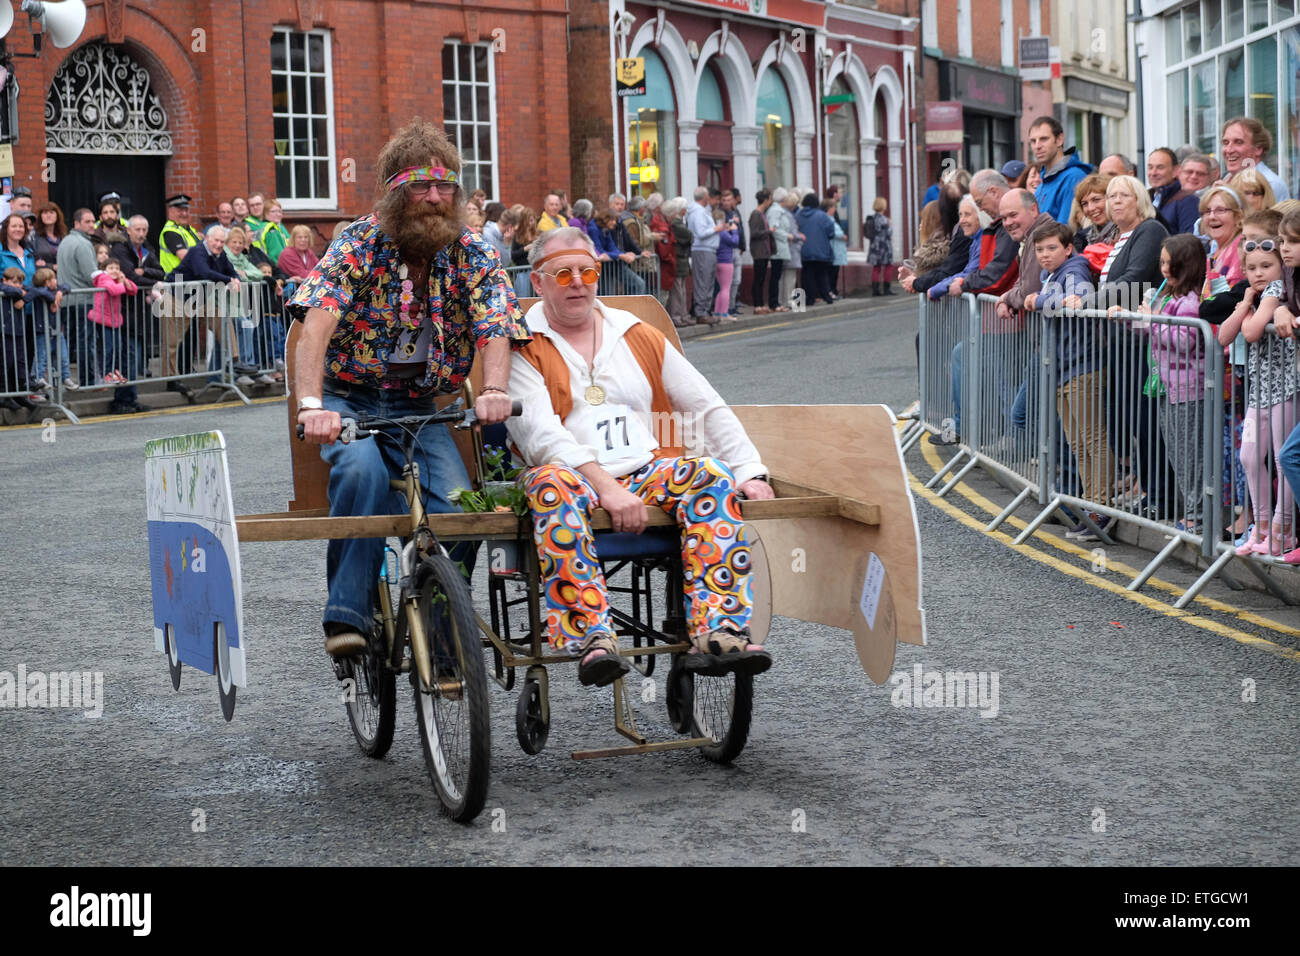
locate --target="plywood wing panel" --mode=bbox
[730,404,925,685]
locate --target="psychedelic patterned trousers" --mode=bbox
[522,456,754,652]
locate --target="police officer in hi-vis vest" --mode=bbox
[158,194,200,275]
[157,195,203,383]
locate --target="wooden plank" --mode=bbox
[237,495,845,542]
[238,515,410,542]
[771,478,881,525]
[237,508,330,521]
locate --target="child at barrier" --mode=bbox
[88,253,139,385]
[0,266,38,407]
[28,267,72,392]
[1027,222,1105,526]
[1223,235,1299,556]
[1203,210,1282,542]
[1270,210,1300,562]
[1141,235,1208,533]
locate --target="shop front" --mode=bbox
[623,49,680,199]
[1061,76,1129,165]
[938,62,1021,173]
[1151,0,1300,201]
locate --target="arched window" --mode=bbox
[624,49,678,199]
[696,65,725,122]
[826,76,861,247]
[756,68,793,191]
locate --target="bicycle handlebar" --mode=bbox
[296,400,523,441]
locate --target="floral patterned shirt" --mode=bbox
[287,215,531,396]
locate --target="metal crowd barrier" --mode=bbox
[506,254,661,301]
[900,291,974,464]
[1182,323,1300,606]
[4,278,290,422]
[1015,310,1224,604]
[911,294,1272,606]
[2,300,79,422]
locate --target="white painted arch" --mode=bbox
[752,41,816,136]
[869,64,905,144]
[628,20,695,122]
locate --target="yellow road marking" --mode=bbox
[916,434,1300,639]
[0,395,286,431]
[904,429,1300,661]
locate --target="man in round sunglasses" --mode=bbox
[289,119,531,657]
[505,226,775,687]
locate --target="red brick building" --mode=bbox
[1,0,570,244]
[567,0,919,288]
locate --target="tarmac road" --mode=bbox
[1,303,1296,865]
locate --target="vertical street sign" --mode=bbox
[616,57,646,97]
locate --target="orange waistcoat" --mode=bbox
[519,320,685,458]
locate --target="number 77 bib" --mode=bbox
[591,403,656,464]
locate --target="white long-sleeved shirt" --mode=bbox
[505,300,767,483]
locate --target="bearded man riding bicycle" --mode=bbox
[291,120,530,657]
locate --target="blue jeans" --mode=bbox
[319,380,476,633]
[1012,358,1081,496]
[1279,422,1300,510]
[32,325,72,382]
[951,341,963,434]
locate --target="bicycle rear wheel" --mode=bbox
[411,554,491,822]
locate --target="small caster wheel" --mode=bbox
[215,624,236,722]
[165,624,182,690]
[515,678,549,755]
[665,658,693,734]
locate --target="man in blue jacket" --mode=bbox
[794,192,835,305]
[1030,116,1092,223]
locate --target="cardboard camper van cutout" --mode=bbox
[146,431,245,720]
[149,295,923,749]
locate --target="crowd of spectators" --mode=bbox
[1,187,324,413]
[905,113,1300,549]
[1,173,907,416]
[484,183,886,328]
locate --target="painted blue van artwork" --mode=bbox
[145,431,245,720]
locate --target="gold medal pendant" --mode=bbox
[585,384,606,406]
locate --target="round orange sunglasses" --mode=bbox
[536,264,601,286]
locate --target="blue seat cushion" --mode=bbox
[594,527,680,562]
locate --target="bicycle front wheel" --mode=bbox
[411,554,491,822]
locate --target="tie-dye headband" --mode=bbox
[385,165,459,191]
